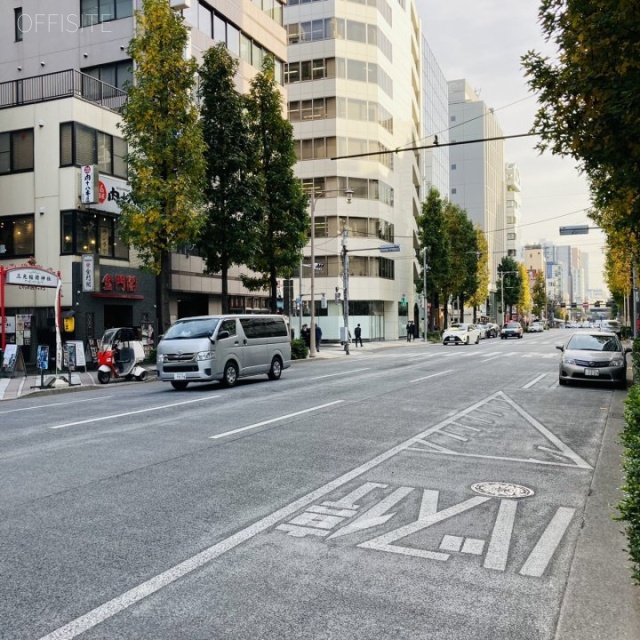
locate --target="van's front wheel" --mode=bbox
[171,380,188,390]
[268,356,283,380]
[222,361,238,387]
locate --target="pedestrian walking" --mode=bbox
[406,321,412,342]
[301,324,310,348]
[315,324,322,351]
[354,324,363,347]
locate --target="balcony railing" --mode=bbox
[0,69,127,112]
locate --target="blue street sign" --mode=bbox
[379,244,400,253]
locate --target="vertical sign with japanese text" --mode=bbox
[82,254,95,292]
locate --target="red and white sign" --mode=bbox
[582,301,589,309]
[95,175,131,214]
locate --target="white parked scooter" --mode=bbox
[97,327,148,384]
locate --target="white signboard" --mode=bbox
[81,165,98,204]
[82,254,95,292]
[5,268,60,288]
[95,175,131,214]
[3,316,15,333]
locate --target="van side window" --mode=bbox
[220,319,237,337]
[240,317,288,338]
[240,318,258,338]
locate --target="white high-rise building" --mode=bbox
[505,163,521,258]
[284,0,424,340]
[448,80,506,307]
[0,0,287,363]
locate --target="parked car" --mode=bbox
[501,322,523,339]
[600,319,622,336]
[529,322,544,333]
[442,323,481,345]
[556,330,629,388]
[476,323,498,338]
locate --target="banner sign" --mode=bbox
[5,268,60,288]
[82,254,95,292]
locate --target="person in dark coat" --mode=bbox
[315,324,322,351]
[354,324,363,347]
[301,324,310,348]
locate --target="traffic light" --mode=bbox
[595,301,600,308]
[571,302,577,308]
[560,302,566,308]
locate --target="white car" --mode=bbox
[442,323,481,346]
[529,322,544,333]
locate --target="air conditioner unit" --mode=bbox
[170,0,191,9]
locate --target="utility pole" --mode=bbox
[309,193,317,357]
[342,227,350,354]
[423,247,429,341]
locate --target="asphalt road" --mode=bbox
[0,333,636,639]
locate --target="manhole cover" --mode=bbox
[470,482,534,498]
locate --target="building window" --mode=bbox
[61,210,128,259]
[0,129,34,174]
[451,163,456,170]
[83,60,133,90]
[15,8,24,41]
[59,122,127,178]
[451,188,457,194]
[0,215,34,258]
[81,0,133,27]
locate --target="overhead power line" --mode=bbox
[330,132,537,161]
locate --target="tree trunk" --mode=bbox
[270,268,278,313]
[221,261,229,314]
[157,250,172,336]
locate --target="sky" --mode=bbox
[418,1,608,294]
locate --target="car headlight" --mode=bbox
[562,356,576,364]
[156,354,165,363]
[610,358,624,367]
[197,350,215,361]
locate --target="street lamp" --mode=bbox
[341,188,353,354]
[306,187,353,357]
[422,246,430,342]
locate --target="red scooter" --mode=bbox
[97,327,148,384]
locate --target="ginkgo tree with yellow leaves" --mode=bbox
[119,0,206,334]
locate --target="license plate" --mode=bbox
[174,373,186,380]
[584,368,600,377]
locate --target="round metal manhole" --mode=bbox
[470,482,535,498]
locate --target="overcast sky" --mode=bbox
[418,1,607,293]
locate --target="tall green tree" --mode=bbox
[468,227,489,322]
[244,56,308,311]
[442,202,478,323]
[531,271,547,318]
[417,188,451,330]
[522,1,640,240]
[119,0,205,333]
[497,256,521,321]
[198,43,261,313]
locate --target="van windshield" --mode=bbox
[163,318,219,340]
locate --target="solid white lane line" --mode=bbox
[209,400,344,439]
[38,413,422,640]
[50,396,221,429]
[484,499,518,571]
[522,373,547,389]
[311,368,370,380]
[0,396,113,415]
[410,370,453,383]
[481,355,502,362]
[519,507,575,577]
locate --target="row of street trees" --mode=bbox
[522,0,640,313]
[417,188,488,329]
[118,0,307,333]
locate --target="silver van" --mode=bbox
[156,314,291,390]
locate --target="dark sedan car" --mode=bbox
[556,331,630,388]
[501,322,523,339]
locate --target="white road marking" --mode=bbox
[323,482,388,510]
[481,355,501,362]
[37,419,439,640]
[328,486,414,539]
[209,401,344,439]
[410,369,453,383]
[520,507,575,577]
[522,374,547,389]
[311,368,370,380]
[0,396,112,415]
[484,499,518,571]
[50,396,221,429]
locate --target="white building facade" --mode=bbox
[0,0,288,363]
[448,79,506,319]
[284,0,423,341]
